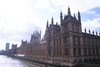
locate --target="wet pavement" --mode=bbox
[0,55,41,67]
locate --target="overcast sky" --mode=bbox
[0,0,100,50]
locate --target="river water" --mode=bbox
[0,55,41,67]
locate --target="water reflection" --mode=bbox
[0,55,40,67]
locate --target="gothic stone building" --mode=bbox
[16,7,100,66]
[44,7,100,64]
[16,31,48,58]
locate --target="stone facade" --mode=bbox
[4,7,100,66]
[43,7,100,64]
[16,31,48,59]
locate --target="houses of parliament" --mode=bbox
[3,7,100,66]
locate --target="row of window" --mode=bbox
[53,39,61,46]
[53,49,62,56]
[83,48,99,55]
[73,48,99,56]
[53,36,68,45]
[73,36,100,45]
[48,48,69,56]
[62,24,81,32]
[83,37,100,45]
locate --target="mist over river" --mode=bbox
[0,55,41,67]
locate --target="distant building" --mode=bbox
[12,44,17,49]
[11,44,17,55]
[5,43,10,50]
[30,30,41,45]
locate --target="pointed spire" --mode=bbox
[68,6,71,15]
[78,10,81,22]
[85,28,86,33]
[56,22,58,25]
[31,34,33,38]
[51,17,54,24]
[74,13,76,19]
[40,30,41,39]
[60,11,62,16]
[92,31,94,35]
[21,40,23,42]
[89,29,91,34]
[25,40,27,43]
[60,11,63,23]
[40,30,41,35]
[96,32,98,35]
[74,13,75,17]
[78,11,80,15]
[46,20,49,28]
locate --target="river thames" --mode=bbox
[0,55,42,67]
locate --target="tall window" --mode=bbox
[78,37,80,44]
[88,48,91,55]
[57,39,58,45]
[96,39,97,45]
[92,39,94,45]
[78,48,81,55]
[73,36,78,45]
[71,24,74,31]
[96,48,99,55]
[77,26,79,32]
[53,40,55,46]
[73,36,75,44]
[83,37,86,45]
[59,39,61,45]
[88,38,90,45]
[84,48,87,55]
[97,40,99,46]
[53,50,55,56]
[83,38,85,45]
[59,49,61,55]
[57,49,59,56]
[93,48,95,55]
[48,49,51,56]
[65,49,68,55]
[73,48,76,56]
[63,25,67,32]
[48,41,52,47]
[64,36,67,44]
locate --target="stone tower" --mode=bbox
[60,7,82,62]
[30,30,41,45]
[60,7,82,33]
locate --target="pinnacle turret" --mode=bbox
[46,20,49,28]
[60,11,63,23]
[68,6,71,15]
[51,17,54,24]
[78,11,81,22]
